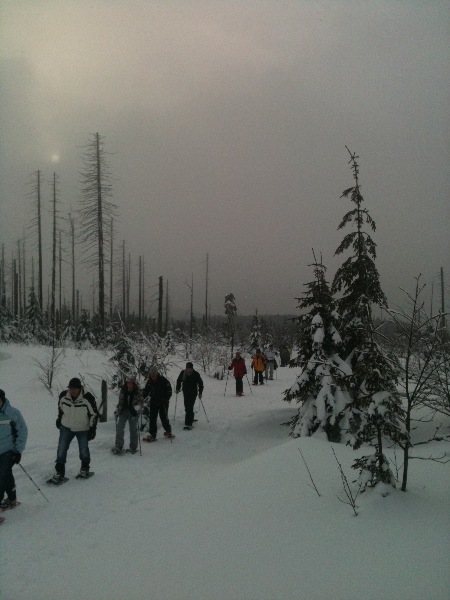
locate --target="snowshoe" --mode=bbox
[47,474,69,485]
[143,435,157,443]
[111,447,124,455]
[0,500,20,511]
[76,469,94,479]
[163,431,175,439]
[183,425,192,431]
[125,448,138,454]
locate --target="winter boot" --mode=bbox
[0,499,19,510]
[77,466,91,479]
[49,473,66,484]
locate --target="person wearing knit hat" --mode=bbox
[142,367,174,442]
[48,377,98,484]
[251,349,266,385]
[112,377,143,455]
[175,362,204,430]
[228,350,247,397]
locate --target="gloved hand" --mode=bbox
[56,418,61,429]
[88,427,96,441]
[11,451,21,465]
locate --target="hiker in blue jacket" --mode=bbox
[0,388,28,510]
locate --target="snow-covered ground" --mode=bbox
[1,343,449,600]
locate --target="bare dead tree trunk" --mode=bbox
[142,255,145,323]
[95,133,105,327]
[17,240,22,318]
[37,170,43,309]
[139,255,142,327]
[1,243,5,308]
[122,240,126,319]
[164,279,169,334]
[127,252,131,321]
[13,259,18,318]
[110,218,113,319]
[157,275,163,336]
[51,172,57,328]
[78,133,116,331]
[204,252,209,327]
[59,230,62,329]
[69,214,76,321]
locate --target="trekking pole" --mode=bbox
[18,463,50,503]
[198,396,209,422]
[174,393,178,420]
[138,412,142,456]
[223,368,230,396]
[245,373,254,395]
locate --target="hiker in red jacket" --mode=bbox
[228,350,247,396]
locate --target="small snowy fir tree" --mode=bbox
[249,309,262,351]
[332,148,404,490]
[21,287,47,343]
[0,304,17,342]
[109,328,136,389]
[284,255,351,441]
[75,309,94,348]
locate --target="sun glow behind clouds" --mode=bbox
[50,154,60,163]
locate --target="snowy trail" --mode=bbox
[1,344,449,600]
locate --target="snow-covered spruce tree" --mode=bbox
[284,255,351,441]
[332,147,387,361]
[249,309,262,351]
[109,328,136,389]
[332,148,404,490]
[0,304,17,342]
[21,287,47,343]
[75,309,94,348]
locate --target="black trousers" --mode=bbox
[235,377,243,394]
[183,393,197,426]
[149,402,172,437]
[0,451,15,502]
[253,371,264,384]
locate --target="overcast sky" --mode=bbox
[1,0,449,318]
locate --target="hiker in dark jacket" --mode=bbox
[142,366,173,441]
[176,362,204,430]
[112,377,143,454]
[0,389,28,512]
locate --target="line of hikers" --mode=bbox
[227,345,284,396]
[1,346,290,514]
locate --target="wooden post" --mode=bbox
[99,379,108,422]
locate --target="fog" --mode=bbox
[1,1,449,317]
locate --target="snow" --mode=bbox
[1,343,449,600]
